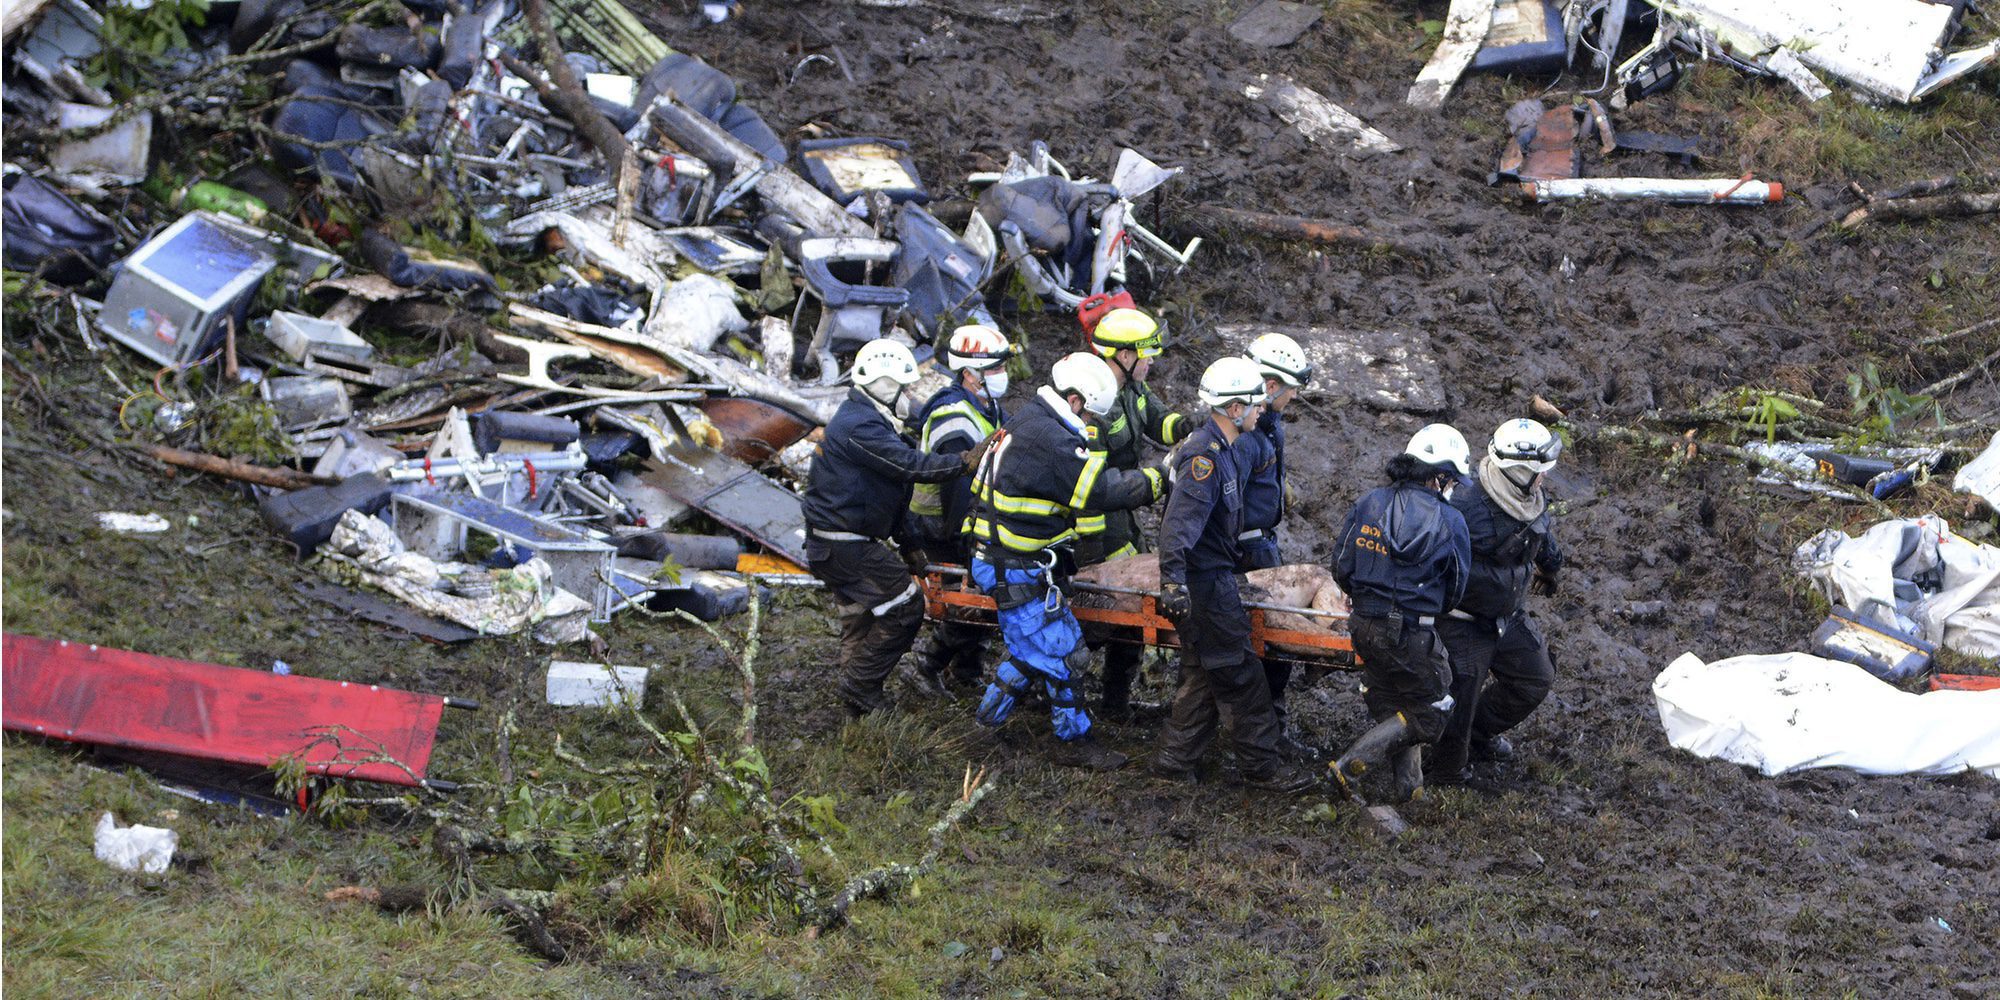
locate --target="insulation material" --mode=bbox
[316,511,593,641]
[1792,515,2000,660]
[1653,652,2000,778]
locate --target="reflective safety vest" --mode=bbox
[1097,378,1188,473]
[907,385,1003,539]
[967,387,1162,554]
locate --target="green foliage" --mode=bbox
[1846,361,1940,437]
[91,0,210,90]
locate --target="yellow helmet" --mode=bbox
[1089,308,1162,359]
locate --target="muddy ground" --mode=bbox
[7,0,2000,996]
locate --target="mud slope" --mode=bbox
[675,1,1999,994]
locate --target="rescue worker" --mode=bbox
[905,324,1014,695]
[1080,307,1190,721]
[1236,333,1313,752]
[1149,358,1316,792]
[1328,424,1472,806]
[802,339,990,719]
[1432,418,1565,783]
[965,352,1166,769]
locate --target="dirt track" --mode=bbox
[685,1,1999,994]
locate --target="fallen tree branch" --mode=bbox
[1188,204,1429,257]
[503,0,636,243]
[1916,316,2000,350]
[811,765,996,934]
[135,443,337,489]
[1918,345,2000,399]
[1840,191,2000,229]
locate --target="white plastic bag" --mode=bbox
[93,812,178,874]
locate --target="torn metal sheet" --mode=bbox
[1408,0,1497,108]
[295,579,481,643]
[1215,324,1446,414]
[1955,430,2000,512]
[639,448,810,568]
[1228,1,1322,48]
[509,304,689,384]
[1645,0,1998,104]
[1244,75,1401,158]
[49,102,150,185]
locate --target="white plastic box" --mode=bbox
[546,661,649,707]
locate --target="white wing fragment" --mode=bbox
[1244,75,1402,158]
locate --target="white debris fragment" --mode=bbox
[1245,75,1402,157]
[94,812,177,874]
[95,512,171,533]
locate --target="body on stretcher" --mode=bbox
[918,564,1358,670]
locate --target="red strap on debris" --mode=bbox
[423,455,435,486]
[1,634,446,788]
[1715,172,1755,202]
[661,155,677,188]
[524,460,538,499]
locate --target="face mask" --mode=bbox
[981,370,1009,399]
[1501,464,1540,494]
[1440,479,1458,501]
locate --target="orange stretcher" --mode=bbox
[919,565,1358,670]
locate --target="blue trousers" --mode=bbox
[970,556,1091,741]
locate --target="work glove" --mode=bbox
[961,430,1000,472]
[901,545,930,575]
[1158,580,1192,623]
[1531,568,1559,598]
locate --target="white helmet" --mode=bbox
[1488,417,1560,491]
[1245,332,1312,388]
[946,324,1012,371]
[1197,356,1269,410]
[1405,423,1470,476]
[851,338,921,387]
[1049,352,1119,416]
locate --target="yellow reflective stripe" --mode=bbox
[1107,541,1138,559]
[909,482,944,516]
[970,518,1072,552]
[1161,412,1188,444]
[1142,467,1164,498]
[989,491,1064,516]
[1075,514,1106,535]
[1068,451,1107,510]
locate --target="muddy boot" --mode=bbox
[1428,738,1471,787]
[1470,735,1516,763]
[1052,736,1128,771]
[1390,746,1425,804]
[1331,715,1413,805]
[1099,644,1139,722]
[1147,755,1199,784]
[1241,762,1317,794]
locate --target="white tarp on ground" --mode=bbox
[1791,515,2000,660]
[1654,652,2000,777]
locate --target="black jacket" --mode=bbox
[1333,480,1471,617]
[802,390,965,540]
[1449,472,1564,620]
[1239,407,1285,532]
[968,387,1162,554]
[1158,418,1245,584]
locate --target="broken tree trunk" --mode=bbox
[136,444,338,490]
[1190,205,1428,257]
[1840,191,2000,229]
[505,0,638,243]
